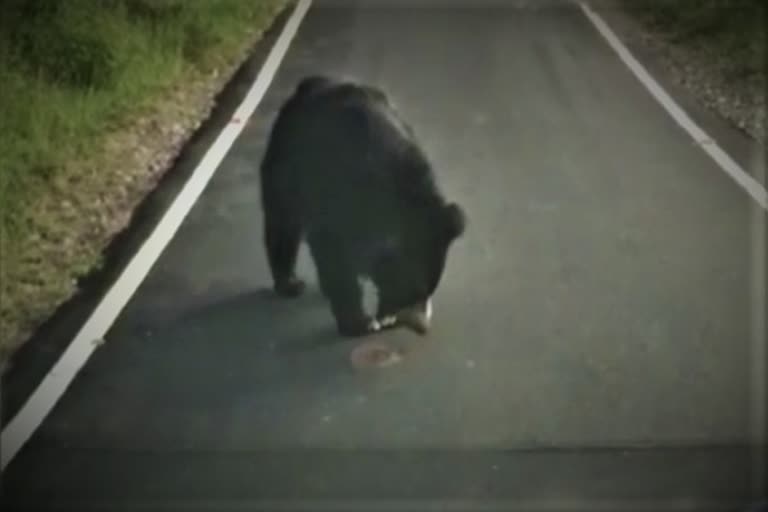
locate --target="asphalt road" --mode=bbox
[2,1,765,510]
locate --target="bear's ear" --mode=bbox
[440,202,466,241]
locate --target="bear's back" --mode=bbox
[262,78,443,237]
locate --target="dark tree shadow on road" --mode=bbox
[172,286,348,356]
[37,280,435,455]
[42,284,401,452]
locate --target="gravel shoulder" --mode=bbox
[592,0,765,145]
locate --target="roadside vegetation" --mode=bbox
[621,0,766,140]
[0,0,288,369]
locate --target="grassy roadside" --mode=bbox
[619,0,766,141]
[0,0,290,371]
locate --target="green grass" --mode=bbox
[0,0,289,364]
[0,0,287,240]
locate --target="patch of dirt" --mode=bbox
[350,341,405,370]
[0,20,282,374]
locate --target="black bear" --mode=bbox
[259,75,466,337]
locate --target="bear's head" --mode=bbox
[373,202,466,320]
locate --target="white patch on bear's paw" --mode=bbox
[395,298,433,335]
[424,297,433,322]
[379,315,398,327]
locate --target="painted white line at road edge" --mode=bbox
[0,0,313,471]
[579,1,768,211]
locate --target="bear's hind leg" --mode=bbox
[264,217,305,298]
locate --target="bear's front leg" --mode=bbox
[308,235,380,337]
[325,273,380,337]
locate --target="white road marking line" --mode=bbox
[578,1,768,211]
[0,0,313,471]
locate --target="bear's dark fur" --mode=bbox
[260,75,466,337]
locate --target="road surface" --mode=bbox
[2,1,765,510]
